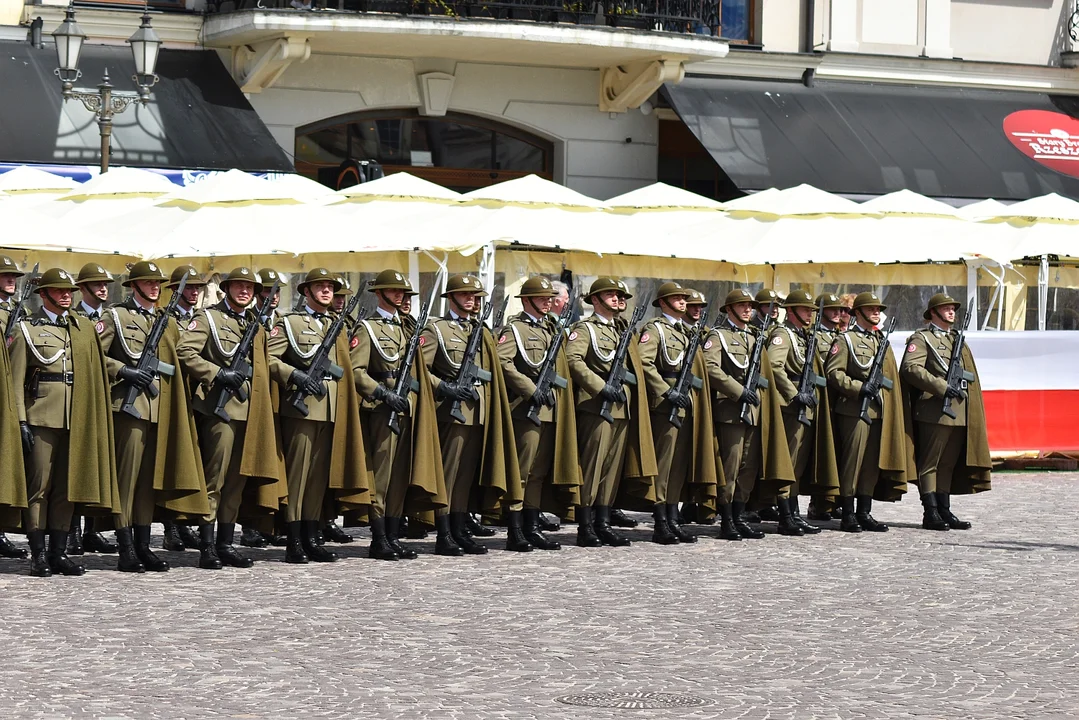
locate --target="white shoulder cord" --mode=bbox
[109,308,143,361]
[19,322,65,365]
[204,310,238,360]
[282,316,320,361]
[509,323,544,369]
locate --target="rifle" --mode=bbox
[292,286,307,312]
[942,299,976,420]
[795,297,828,427]
[283,282,365,417]
[740,302,775,425]
[386,291,433,436]
[858,315,898,425]
[598,299,649,424]
[447,300,494,424]
[522,295,575,427]
[667,302,711,429]
[208,279,280,422]
[3,263,39,346]
[119,274,186,419]
[492,295,510,331]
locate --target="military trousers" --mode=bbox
[511,419,555,512]
[651,411,692,504]
[439,422,483,513]
[777,412,811,500]
[114,414,159,527]
[281,417,333,523]
[198,415,249,525]
[718,422,761,504]
[362,406,412,519]
[25,426,74,532]
[835,415,882,497]
[916,422,965,495]
[576,413,628,507]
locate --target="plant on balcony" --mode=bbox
[605,1,652,29]
[553,1,598,24]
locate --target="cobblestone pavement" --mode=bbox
[2,472,1078,720]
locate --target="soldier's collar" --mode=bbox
[661,312,680,325]
[852,323,873,335]
[43,307,70,324]
[79,300,103,317]
[928,322,950,334]
[130,294,157,314]
[223,299,248,317]
[725,317,748,332]
[522,310,544,325]
[375,306,398,322]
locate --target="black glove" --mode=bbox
[216,367,246,391]
[664,389,692,409]
[543,388,557,407]
[599,382,626,404]
[795,390,818,409]
[374,384,410,413]
[739,386,760,407]
[944,384,967,401]
[437,381,474,402]
[118,365,155,389]
[290,369,324,397]
[20,422,33,454]
[860,378,881,400]
[529,387,557,409]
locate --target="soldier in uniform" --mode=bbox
[899,294,991,531]
[605,280,642,531]
[98,261,211,572]
[10,268,120,576]
[420,274,522,556]
[320,273,357,546]
[496,276,580,551]
[807,292,849,522]
[176,267,288,568]
[257,269,283,330]
[676,288,715,526]
[825,291,913,533]
[752,288,782,331]
[268,268,369,564]
[0,255,29,561]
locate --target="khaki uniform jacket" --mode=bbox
[0,297,12,336]
[899,325,969,426]
[565,314,630,420]
[825,324,887,421]
[351,311,410,410]
[767,322,817,423]
[637,315,690,421]
[496,312,557,423]
[10,308,76,428]
[98,297,168,423]
[420,314,489,426]
[267,310,344,423]
[703,319,761,425]
[73,301,107,321]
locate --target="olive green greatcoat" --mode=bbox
[0,339,27,530]
[615,340,659,511]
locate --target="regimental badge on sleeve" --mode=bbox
[270,326,280,338]
[639,332,650,343]
[704,339,712,350]
[907,343,917,353]
[772,336,783,345]
[350,336,359,350]
[568,331,577,341]
[95,321,105,334]
[418,336,425,347]
[829,343,839,355]
[498,334,507,344]
[188,320,198,332]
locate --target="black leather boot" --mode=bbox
[743,509,762,523]
[66,515,84,556]
[216,523,254,568]
[324,519,354,544]
[451,513,488,555]
[28,531,51,577]
[82,517,117,553]
[937,493,971,530]
[575,506,601,547]
[505,511,533,552]
[368,517,399,561]
[717,503,742,541]
[434,514,462,556]
[856,495,888,532]
[162,521,186,552]
[651,504,679,545]
[406,516,430,539]
[522,509,560,550]
[384,517,418,559]
[839,496,862,532]
[776,498,805,537]
[198,524,223,570]
[667,504,697,543]
[265,530,288,547]
[789,497,821,534]
[758,504,780,522]
[921,494,950,531]
[594,506,631,546]
[115,527,144,573]
[732,501,765,539]
[0,531,27,559]
[537,513,560,532]
[135,526,170,571]
[240,526,268,548]
[285,521,308,564]
[177,523,200,549]
[609,508,638,528]
[807,498,833,522]
[465,513,496,537]
[46,530,85,576]
[303,521,338,562]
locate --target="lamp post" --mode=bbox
[53,6,162,173]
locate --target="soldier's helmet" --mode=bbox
[754,288,781,307]
[256,268,281,287]
[783,289,816,308]
[651,281,689,307]
[815,292,844,309]
[924,292,960,320]
[517,276,558,298]
[220,267,263,294]
[369,269,412,293]
[36,268,79,292]
[852,291,888,311]
[721,288,755,309]
[333,273,353,297]
[76,262,113,284]
[685,288,706,305]
[401,276,418,297]
[0,255,25,277]
[166,265,207,289]
[584,277,628,301]
[296,268,342,294]
[441,274,488,298]
[123,261,168,287]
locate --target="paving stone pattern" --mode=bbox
[2,472,1078,719]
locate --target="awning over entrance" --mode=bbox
[0,41,293,173]
[663,77,1079,201]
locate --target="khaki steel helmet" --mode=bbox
[517,276,558,298]
[651,281,689,307]
[256,268,281,286]
[369,269,411,292]
[220,266,263,293]
[167,265,207,289]
[123,261,168,287]
[36,267,78,292]
[76,262,113,284]
[721,288,754,309]
[333,274,353,296]
[584,277,625,301]
[0,255,24,276]
[754,288,781,307]
[615,279,632,298]
[815,292,844,309]
[442,274,488,297]
[296,267,342,294]
[783,289,816,308]
[685,288,707,305]
[924,292,960,320]
[852,291,887,311]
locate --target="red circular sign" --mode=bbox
[1003,110,1079,178]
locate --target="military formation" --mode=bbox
[0,255,993,577]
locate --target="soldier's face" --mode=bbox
[381,289,405,307]
[135,280,161,302]
[400,295,412,313]
[594,290,619,313]
[331,294,347,312]
[823,307,844,326]
[306,280,335,307]
[528,296,554,315]
[181,285,202,307]
[260,287,280,309]
[685,305,703,321]
[860,306,882,324]
[936,305,958,324]
[616,295,628,311]
[790,306,813,326]
[666,295,689,313]
[81,281,110,302]
[228,281,255,307]
[0,273,17,295]
[728,301,754,323]
[451,291,480,313]
[43,288,72,312]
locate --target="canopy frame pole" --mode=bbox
[421,250,449,317]
[979,261,1006,331]
[478,241,497,327]
[408,250,420,318]
[1038,254,1049,331]
[966,261,979,331]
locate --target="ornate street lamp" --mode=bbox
[53,6,162,173]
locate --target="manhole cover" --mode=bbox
[555,691,711,709]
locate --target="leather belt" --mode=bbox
[38,372,74,385]
[659,370,680,379]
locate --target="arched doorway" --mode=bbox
[295,110,554,191]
